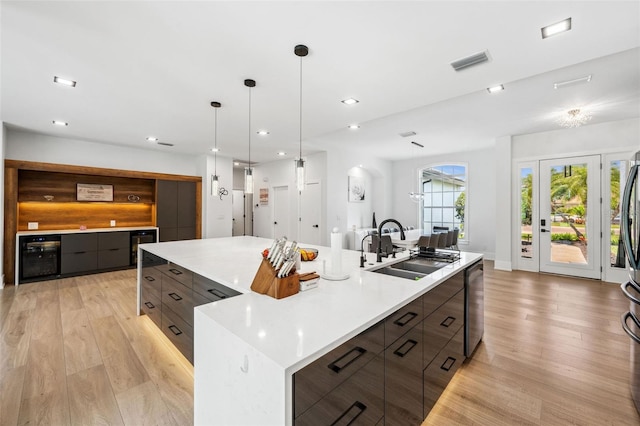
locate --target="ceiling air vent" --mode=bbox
[399,131,416,138]
[450,50,490,71]
[157,142,174,147]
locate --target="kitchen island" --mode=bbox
[137,236,483,425]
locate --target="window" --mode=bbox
[421,164,467,241]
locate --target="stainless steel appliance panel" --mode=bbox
[621,280,640,414]
[464,260,484,357]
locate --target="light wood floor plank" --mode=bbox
[0,309,34,372]
[0,366,25,426]
[77,283,114,320]
[115,380,178,426]
[91,315,150,395]
[61,308,103,376]
[67,364,124,426]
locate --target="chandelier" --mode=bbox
[557,108,592,128]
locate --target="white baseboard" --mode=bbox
[494,260,512,271]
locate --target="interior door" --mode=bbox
[273,186,289,239]
[299,181,321,245]
[232,190,245,236]
[539,155,601,279]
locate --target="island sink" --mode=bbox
[370,257,448,280]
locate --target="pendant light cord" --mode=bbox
[214,107,218,176]
[248,85,252,170]
[299,55,303,160]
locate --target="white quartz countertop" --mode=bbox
[17,226,158,236]
[141,236,483,374]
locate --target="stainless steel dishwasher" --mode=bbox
[464,260,484,356]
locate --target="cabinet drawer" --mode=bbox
[61,251,97,274]
[141,267,162,297]
[385,296,424,347]
[161,274,196,326]
[61,233,98,253]
[161,305,193,363]
[423,328,464,415]
[141,251,166,268]
[423,270,464,317]
[97,231,129,250]
[158,262,193,289]
[294,321,384,417]
[193,273,241,302]
[98,247,129,269]
[385,325,424,425]
[295,355,384,425]
[424,290,464,366]
[141,290,161,327]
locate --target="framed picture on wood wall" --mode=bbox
[77,183,113,201]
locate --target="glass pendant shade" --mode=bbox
[244,167,254,194]
[296,159,305,192]
[211,174,219,196]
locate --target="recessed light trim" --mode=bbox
[348,124,360,129]
[554,75,592,89]
[541,17,572,39]
[211,147,220,153]
[146,136,158,142]
[487,84,504,94]
[53,76,76,87]
[257,130,270,136]
[399,131,417,138]
[341,98,359,105]
[52,120,68,126]
[277,151,286,156]
[234,162,240,166]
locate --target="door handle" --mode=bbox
[541,229,549,233]
[312,224,319,228]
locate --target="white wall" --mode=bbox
[5,129,199,176]
[494,136,512,270]
[252,152,327,243]
[392,147,497,259]
[324,146,392,247]
[199,155,234,238]
[1,125,5,287]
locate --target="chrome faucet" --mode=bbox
[377,219,405,262]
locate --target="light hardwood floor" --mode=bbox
[0,263,638,425]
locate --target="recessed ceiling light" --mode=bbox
[146,136,158,142]
[52,120,68,126]
[487,84,504,94]
[554,75,592,89]
[348,124,360,129]
[234,162,240,166]
[277,151,286,156]
[399,131,416,138]
[541,17,572,39]
[211,147,220,152]
[257,130,270,136]
[53,76,76,87]
[341,98,359,105]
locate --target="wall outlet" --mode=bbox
[110,220,116,227]
[28,222,38,230]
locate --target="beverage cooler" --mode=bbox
[621,150,640,415]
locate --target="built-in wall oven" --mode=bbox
[19,234,61,283]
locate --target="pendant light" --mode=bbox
[295,44,308,192]
[210,101,221,196]
[244,79,256,194]
[409,141,425,202]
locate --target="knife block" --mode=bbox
[251,257,300,299]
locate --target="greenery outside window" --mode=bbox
[421,164,467,241]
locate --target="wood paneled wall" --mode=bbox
[3,160,202,285]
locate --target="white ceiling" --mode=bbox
[2,1,639,165]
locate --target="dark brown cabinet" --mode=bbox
[97,231,130,269]
[139,249,240,364]
[157,180,196,242]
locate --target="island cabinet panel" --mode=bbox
[423,290,464,367]
[423,270,464,317]
[384,325,424,425]
[138,249,241,365]
[293,321,384,420]
[61,233,98,274]
[295,354,384,426]
[385,296,424,348]
[97,231,130,269]
[193,273,242,303]
[423,328,464,414]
